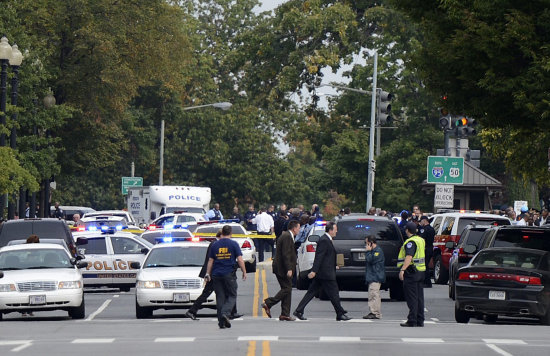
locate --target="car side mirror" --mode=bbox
[140,248,149,254]
[130,261,141,269]
[76,237,88,246]
[308,235,320,243]
[445,241,456,249]
[76,261,88,269]
[463,244,477,254]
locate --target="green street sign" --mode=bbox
[122,177,143,195]
[427,156,464,184]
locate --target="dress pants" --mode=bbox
[264,274,292,316]
[295,277,346,316]
[190,278,237,316]
[367,282,382,318]
[212,273,238,323]
[403,271,425,324]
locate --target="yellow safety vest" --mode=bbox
[397,235,426,271]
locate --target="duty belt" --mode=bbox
[397,258,425,264]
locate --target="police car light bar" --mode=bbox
[315,221,327,226]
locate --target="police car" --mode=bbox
[147,212,206,231]
[140,228,208,245]
[134,241,215,318]
[194,222,257,273]
[296,221,328,289]
[0,243,87,320]
[73,230,152,291]
[82,210,143,234]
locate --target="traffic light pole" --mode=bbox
[366,51,377,212]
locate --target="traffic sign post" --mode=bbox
[122,177,143,195]
[427,156,464,184]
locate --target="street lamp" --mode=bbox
[41,89,56,218]
[158,101,232,185]
[0,36,12,219]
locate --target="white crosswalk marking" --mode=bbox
[402,338,444,343]
[238,336,279,341]
[72,339,115,344]
[320,337,361,342]
[154,337,195,343]
[483,339,526,345]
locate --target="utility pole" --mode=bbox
[366,51,378,212]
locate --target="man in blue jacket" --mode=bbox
[363,235,385,319]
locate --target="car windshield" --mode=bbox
[492,229,550,251]
[0,248,73,270]
[471,250,544,269]
[166,207,204,214]
[0,221,68,243]
[457,217,510,234]
[335,220,401,240]
[144,246,207,268]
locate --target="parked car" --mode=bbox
[455,247,550,325]
[49,206,95,221]
[134,241,216,318]
[448,224,492,299]
[296,221,330,290]
[298,215,405,300]
[147,213,205,231]
[0,218,79,258]
[430,212,510,284]
[0,243,88,320]
[140,228,203,245]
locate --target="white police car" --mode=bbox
[134,241,215,318]
[296,221,327,289]
[194,222,257,272]
[147,212,206,231]
[140,228,207,245]
[73,230,152,291]
[0,244,87,320]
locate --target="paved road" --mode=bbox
[1,256,549,355]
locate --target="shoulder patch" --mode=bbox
[406,242,413,248]
[374,252,379,256]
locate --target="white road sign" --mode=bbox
[434,184,454,208]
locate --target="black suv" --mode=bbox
[331,214,405,300]
[480,225,550,251]
[0,218,78,257]
[447,224,492,300]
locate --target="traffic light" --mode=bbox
[377,90,392,125]
[439,115,451,130]
[455,116,477,136]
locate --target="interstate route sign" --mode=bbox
[426,156,464,185]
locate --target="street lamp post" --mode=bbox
[42,89,56,218]
[6,42,23,220]
[158,101,232,185]
[0,36,12,219]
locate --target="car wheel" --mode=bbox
[483,314,498,324]
[541,308,550,325]
[389,282,405,301]
[455,303,470,323]
[433,256,449,284]
[69,298,86,319]
[0,311,3,321]
[120,287,131,292]
[245,260,256,273]
[135,300,153,319]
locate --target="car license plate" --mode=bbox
[29,295,46,305]
[356,252,365,261]
[173,293,190,303]
[488,291,505,300]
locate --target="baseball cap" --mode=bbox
[406,221,417,233]
[420,215,429,221]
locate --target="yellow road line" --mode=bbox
[253,267,259,317]
[261,269,269,318]
[246,341,256,356]
[262,340,271,356]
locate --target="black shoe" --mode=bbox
[363,313,380,320]
[229,313,243,320]
[223,315,231,328]
[293,311,307,321]
[218,323,226,329]
[185,311,197,320]
[400,322,417,327]
[417,323,424,327]
[336,314,351,321]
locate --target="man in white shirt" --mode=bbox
[252,207,274,262]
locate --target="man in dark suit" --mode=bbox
[186,230,241,320]
[293,221,351,321]
[262,220,300,321]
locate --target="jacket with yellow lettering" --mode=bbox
[365,245,385,284]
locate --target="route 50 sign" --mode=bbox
[427,156,464,184]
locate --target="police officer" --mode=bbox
[418,216,435,288]
[244,204,257,231]
[398,221,426,327]
[205,203,223,221]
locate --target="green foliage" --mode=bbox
[0,147,39,195]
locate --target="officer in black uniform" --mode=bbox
[230,207,244,224]
[418,216,435,287]
[244,205,257,231]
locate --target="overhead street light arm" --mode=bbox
[318,83,369,95]
[182,102,232,111]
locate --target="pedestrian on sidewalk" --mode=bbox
[205,225,247,329]
[262,220,300,321]
[363,235,385,320]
